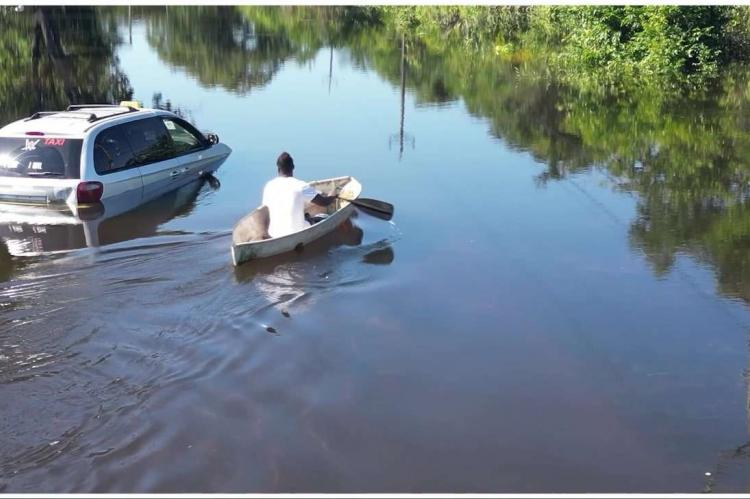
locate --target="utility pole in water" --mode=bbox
[399,33,406,158]
[328,45,333,95]
[165,5,169,45]
[128,5,132,45]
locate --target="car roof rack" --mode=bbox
[25,111,59,121]
[89,110,139,123]
[68,104,141,123]
[26,110,97,122]
[67,104,119,109]
[24,105,140,124]
[67,104,139,113]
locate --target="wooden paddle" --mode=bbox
[338,196,394,221]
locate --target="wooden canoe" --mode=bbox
[231,176,362,266]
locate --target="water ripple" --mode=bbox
[0,216,397,491]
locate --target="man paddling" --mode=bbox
[262,152,336,238]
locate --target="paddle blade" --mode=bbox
[350,197,394,221]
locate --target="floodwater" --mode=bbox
[3,6,750,493]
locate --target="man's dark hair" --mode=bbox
[277,152,294,176]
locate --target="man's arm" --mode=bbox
[301,182,336,207]
[311,193,337,207]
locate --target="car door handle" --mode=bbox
[170,170,181,178]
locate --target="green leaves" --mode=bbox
[549,6,734,93]
[377,6,746,94]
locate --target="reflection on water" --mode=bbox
[235,217,395,316]
[0,6,132,124]
[387,34,415,161]
[2,5,748,303]
[0,177,218,259]
[0,239,13,281]
[4,4,750,494]
[144,6,304,94]
[361,244,394,265]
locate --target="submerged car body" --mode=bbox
[0,103,231,211]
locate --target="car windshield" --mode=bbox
[0,137,82,179]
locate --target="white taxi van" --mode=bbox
[0,102,231,210]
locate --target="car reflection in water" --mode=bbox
[234,213,395,313]
[0,174,221,257]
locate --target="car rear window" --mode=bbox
[0,137,82,179]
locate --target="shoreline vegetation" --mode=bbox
[240,5,750,93]
[381,6,750,94]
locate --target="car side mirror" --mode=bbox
[205,132,220,145]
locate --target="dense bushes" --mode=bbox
[379,6,531,48]
[549,6,731,91]
[376,6,750,92]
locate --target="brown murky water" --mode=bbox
[3,6,750,493]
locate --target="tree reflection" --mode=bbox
[134,5,750,306]
[233,218,394,316]
[143,6,299,94]
[338,13,750,306]
[0,6,132,123]
[142,6,380,95]
[4,4,750,307]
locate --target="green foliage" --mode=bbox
[380,6,531,48]
[725,6,750,59]
[378,6,750,93]
[551,6,731,92]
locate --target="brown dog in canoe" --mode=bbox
[232,205,271,244]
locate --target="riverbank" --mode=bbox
[376,6,750,93]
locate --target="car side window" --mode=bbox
[162,118,205,155]
[122,118,175,166]
[93,125,136,174]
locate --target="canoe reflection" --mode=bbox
[0,176,219,256]
[0,238,13,281]
[233,217,365,280]
[361,245,395,265]
[234,217,395,312]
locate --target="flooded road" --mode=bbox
[2,6,750,492]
